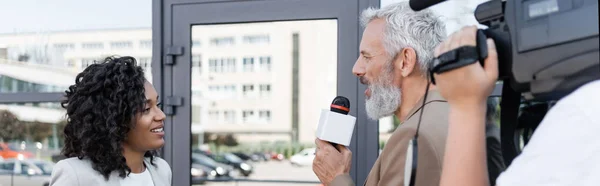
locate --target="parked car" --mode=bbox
[290,148,316,166]
[191,153,233,179]
[0,158,52,186]
[231,152,253,162]
[0,143,33,160]
[191,164,210,185]
[212,153,254,177]
[270,152,284,161]
[251,152,270,161]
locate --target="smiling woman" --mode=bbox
[49,56,172,186]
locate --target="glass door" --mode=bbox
[157,0,379,185]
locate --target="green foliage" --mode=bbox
[0,109,66,144]
[0,109,25,141]
[389,115,401,133]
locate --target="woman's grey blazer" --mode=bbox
[50,157,172,186]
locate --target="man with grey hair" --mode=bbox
[313,2,503,186]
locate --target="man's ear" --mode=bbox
[399,47,417,77]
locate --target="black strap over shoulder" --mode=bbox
[429,29,489,84]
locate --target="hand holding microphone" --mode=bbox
[313,96,355,185]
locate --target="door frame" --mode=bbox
[154,0,379,185]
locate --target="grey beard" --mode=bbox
[365,74,401,120]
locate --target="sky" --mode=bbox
[0,0,485,34]
[0,0,151,34]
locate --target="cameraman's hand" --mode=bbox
[436,26,497,186]
[433,26,498,107]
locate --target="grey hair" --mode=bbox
[360,2,447,74]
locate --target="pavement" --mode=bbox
[195,160,322,186]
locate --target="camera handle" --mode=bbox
[429,29,489,85]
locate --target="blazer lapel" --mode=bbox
[145,158,161,186]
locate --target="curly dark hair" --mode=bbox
[61,56,156,180]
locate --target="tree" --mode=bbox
[25,121,53,142]
[202,132,239,152]
[222,133,239,147]
[0,109,26,141]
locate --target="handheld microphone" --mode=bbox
[315,96,356,147]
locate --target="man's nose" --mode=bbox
[352,58,365,77]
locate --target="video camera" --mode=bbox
[410,0,598,165]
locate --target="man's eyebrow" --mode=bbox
[361,50,371,56]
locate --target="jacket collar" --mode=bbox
[106,157,158,186]
[144,157,160,185]
[404,89,446,122]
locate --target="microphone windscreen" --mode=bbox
[409,0,446,11]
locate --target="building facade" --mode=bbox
[0,20,365,145]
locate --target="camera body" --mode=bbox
[414,0,599,101]
[411,0,599,165]
[479,0,599,101]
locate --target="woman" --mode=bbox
[50,56,171,186]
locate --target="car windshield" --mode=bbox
[6,144,18,151]
[32,161,53,175]
[224,153,242,162]
[192,154,218,166]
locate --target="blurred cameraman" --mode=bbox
[434,26,600,186]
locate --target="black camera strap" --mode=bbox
[429,29,489,84]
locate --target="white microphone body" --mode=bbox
[315,109,356,146]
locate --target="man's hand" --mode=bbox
[433,26,499,108]
[312,139,352,185]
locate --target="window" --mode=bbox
[53,43,75,51]
[81,58,96,68]
[210,37,234,46]
[259,110,271,123]
[225,58,236,73]
[259,56,272,72]
[21,163,31,174]
[139,40,152,48]
[138,57,151,70]
[66,60,76,67]
[208,111,219,122]
[208,59,218,73]
[242,110,255,123]
[259,84,271,98]
[208,85,236,99]
[242,84,254,97]
[81,42,104,49]
[192,55,202,74]
[243,57,254,72]
[192,40,201,48]
[223,110,236,124]
[0,162,15,172]
[189,20,338,185]
[243,34,270,44]
[208,57,235,73]
[110,41,133,49]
